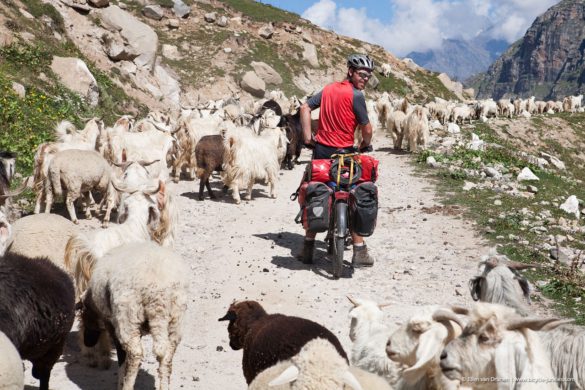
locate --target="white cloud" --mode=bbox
[301,0,561,56]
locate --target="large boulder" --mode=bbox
[251,61,282,85]
[240,71,265,98]
[99,5,158,69]
[50,57,99,106]
[302,42,319,68]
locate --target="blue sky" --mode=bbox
[260,0,560,56]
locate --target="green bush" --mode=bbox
[0,74,81,173]
[219,0,301,23]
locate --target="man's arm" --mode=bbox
[300,102,314,145]
[358,122,373,150]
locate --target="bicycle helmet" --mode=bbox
[347,53,374,71]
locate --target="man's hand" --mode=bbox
[358,141,372,153]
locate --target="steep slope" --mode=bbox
[473,0,585,99]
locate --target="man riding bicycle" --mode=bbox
[298,53,375,267]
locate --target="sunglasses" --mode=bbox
[356,71,372,80]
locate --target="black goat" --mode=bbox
[0,252,75,390]
[219,300,348,384]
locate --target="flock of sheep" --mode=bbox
[0,87,584,390]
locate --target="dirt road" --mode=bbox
[24,136,488,389]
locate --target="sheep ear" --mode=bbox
[122,148,127,163]
[402,323,448,384]
[269,365,299,386]
[451,305,469,315]
[341,370,363,390]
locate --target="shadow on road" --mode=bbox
[256,232,355,280]
[61,330,155,390]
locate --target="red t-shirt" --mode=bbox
[307,80,369,148]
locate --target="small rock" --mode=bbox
[484,167,501,179]
[559,195,580,219]
[223,47,232,53]
[216,346,224,352]
[494,199,502,206]
[455,289,463,296]
[173,0,190,18]
[447,123,460,134]
[258,23,274,39]
[167,19,180,29]
[526,185,538,194]
[11,82,25,98]
[142,5,164,21]
[216,15,228,27]
[19,8,34,19]
[426,156,439,168]
[517,167,539,182]
[204,12,216,23]
[162,44,181,60]
[462,181,476,191]
[535,281,548,288]
[88,0,109,7]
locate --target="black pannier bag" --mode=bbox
[302,182,333,233]
[349,182,378,236]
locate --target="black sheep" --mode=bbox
[0,252,75,390]
[194,135,225,200]
[219,300,348,384]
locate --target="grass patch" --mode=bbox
[219,0,302,23]
[20,0,65,33]
[411,70,458,101]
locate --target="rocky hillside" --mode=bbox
[0,0,463,172]
[407,36,508,82]
[473,0,585,100]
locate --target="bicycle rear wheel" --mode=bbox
[331,202,347,279]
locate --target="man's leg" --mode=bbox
[299,231,316,264]
[351,233,374,267]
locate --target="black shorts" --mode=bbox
[312,143,356,160]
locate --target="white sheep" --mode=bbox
[386,110,407,150]
[79,241,188,390]
[440,303,562,389]
[44,149,116,227]
[385,306,464,389]
[6,213,77,270]
[347,296,402,386]
[222,126,279,204]
[402,106,429,152]
[0,330,23,390]
[249,337,378,390]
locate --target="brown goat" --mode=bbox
[218,300,348,384]
[194,135,225,200]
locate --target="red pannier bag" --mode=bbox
[354,155,379,183]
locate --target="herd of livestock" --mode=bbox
[0,89,584,389]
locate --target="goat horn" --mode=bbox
[346,296,359,307]
[0,177,31,198]
[378,303,392,308]
[506,261,540,270]
[137,159,160,167]
[111,178,136,194]
[432,309,465,330]
[142,180,163,196]
[112,161,131,170]
[507,317,560,331]
[450,305,470,315]
[540,318,575,331]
